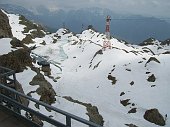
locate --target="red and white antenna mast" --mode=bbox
[103,15,111,50]
[105,15,111,39]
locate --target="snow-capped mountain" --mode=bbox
[0,4,37,21]
[0,10,170,127]
[1,4,170,43]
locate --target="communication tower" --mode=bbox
[103,15,111,50]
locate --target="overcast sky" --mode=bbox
[0,0,170,18]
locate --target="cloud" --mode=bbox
[0,0,170,17]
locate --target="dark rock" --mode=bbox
[125,123,138,127]
[0,48,32,72]
[111,68,115,73]
[63,96,104,126]
[0,10,13,38]
[128,108,137,114]
[138,61,143,63]
[122,49,129,53]
[40,40,46,45]
[146,72,151,74]
[10,37,23,48]
[93,61,102,70]
[37,87,56,105]
[108,75,117,85]
[22,34,35,44]
[30,73,56,105]
[120,92,125,96]
[162,51,170,54]
[86,106,104,126]
[145,57,160,67]
[126,69,131,71]
[147,74,156,82]
[30,73,45,85]
[132,103,135,106]
[90,49,103,63]
[41,66,51,76]
[130,81,134,86]
[120,99,131,106]
[144,108,165,126]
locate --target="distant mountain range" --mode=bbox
[1,4,170,44]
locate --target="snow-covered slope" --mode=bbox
[30,29,170,127]
[0,38,13,54]
[1,10,170,127]
[2,9,26,40]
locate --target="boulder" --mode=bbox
[108,75,117,85]
[147,74,156,82]
[0,48,32,72]
[144,108,165,126]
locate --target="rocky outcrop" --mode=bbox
[0,48,32,72]
[0,10,12,38]
[144,108,165,126]
[19,15,45,39]
[10,37,23,48]
[145,57,160,67]
[63,96,104,126]
[29,72,56,105]
[146,57,160,64]
[21,34,35,44]
[41,66,51,76]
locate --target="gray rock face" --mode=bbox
[144,108,165,126]
[0,10,13,38]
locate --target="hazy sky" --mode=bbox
[1,0,170,18]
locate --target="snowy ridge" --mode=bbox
[1,11,170,127]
